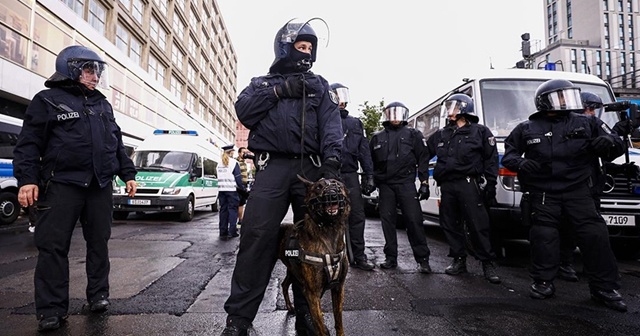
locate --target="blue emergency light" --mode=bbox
[153,130,199,136]
[544,63,556,71]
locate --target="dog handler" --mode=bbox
[221,19,342,336]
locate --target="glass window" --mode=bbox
[153,0,167,15]
[187,92,195,112]
[175,0,185,11]
[88,0,106,34]
[189,7,198,29]
[116,24,129,54]
[0,0,31,36]
[150,17,167,51]
[173,16,185,41]
[64,0,85,16]
[30,44,56,77]
[33,13,73,54]
[132,0,143,24]
[170,75,183,99]
[0,25,28,66]
[171,43,184,70]
[187,64,196,84]
[188,35,197,55]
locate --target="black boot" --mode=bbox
[352,257,375,271]
[482,261,501,284]
[379,258,397,269]
[220,325,248,336]
[89,298,110,312]
[529,281,555,299]
[38,316,66,332]
[417,258,432,274]
[445,257,467,275]
[558,263,579,282]
[591,289,628,312]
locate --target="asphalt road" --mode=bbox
[1,209,640,336]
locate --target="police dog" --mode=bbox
[279,175,350,336]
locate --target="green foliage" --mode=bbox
[358,100,385,140]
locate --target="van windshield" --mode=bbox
[132,150,195,172]
[479,79,617,137]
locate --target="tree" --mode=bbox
[358,100,385,140]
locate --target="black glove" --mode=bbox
[361,175,376,195]
[519,159,542,174]
[274,76,305,99]
[318,157,341,180]
[591,135,615,155]
[418,183,430,200]
[484,186,497,206]
[236,187,249,199]
[612,119,631,136]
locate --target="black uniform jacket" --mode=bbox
[502,112,624,193]
[235,71,342,160]
[426,122,498,187]
[13,85,136,188]
[369,124,429,185]
[340,109,373,175]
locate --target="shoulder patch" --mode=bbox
[600,122,612,135]
[488,136,496,146]
[329,90,339,105]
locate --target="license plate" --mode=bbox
[128,199,151,205]
[602,215,635,226]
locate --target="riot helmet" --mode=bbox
[330,83,350,107]
[441,93,478,123]
[269,19,323,74]
[580,91,604,116]
[534,79,582,114]
[382,102,409,125]
[45,45,108,89]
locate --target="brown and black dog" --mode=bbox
[278,175,350,336]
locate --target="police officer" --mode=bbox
[13,45,137,331]
[217,145,245,240]
[502,79,627,312]
[369,102,431,273]
[426,93,501,284]
[221,20,342,336]
[330,83,375,271]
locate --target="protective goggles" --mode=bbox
[544,88,583,111]
[333,87,350,104]
[384,106,409,122]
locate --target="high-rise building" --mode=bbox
[0,0,237,150]
[531,0,640,97]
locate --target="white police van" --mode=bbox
[408,69,640,246]
[0,114,24,225]
[112,130,221,221]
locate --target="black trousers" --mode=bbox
[439,178,495,261]
[378,182,430,262]
[34,180,112,319]
[528,185,620,291]
[342,172,368,261]
[218,191,240,236]
[224,156,319,328]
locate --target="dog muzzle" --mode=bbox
[307,181,347,225]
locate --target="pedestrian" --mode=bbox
[369,102,432,273]
[220,19,342,336]
[502,79,627,312]
[235,147,251,227]
[330,82,375,271]
[13,45,137,331]
[425,93,501,284]
[217,145,245,240]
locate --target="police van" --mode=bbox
[408,68,640,246]
[0,114,23,225]
[112,130,221,221]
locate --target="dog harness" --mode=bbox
[284,229,346,288]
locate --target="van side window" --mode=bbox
[203,158,218,177]
[0,130,19,159]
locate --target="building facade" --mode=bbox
[0,0,238,149]
[531,0,640,97]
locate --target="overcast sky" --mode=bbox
[217,0,546,116]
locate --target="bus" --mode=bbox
[408,68,640,246]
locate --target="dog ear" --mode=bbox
[296,174,314,187]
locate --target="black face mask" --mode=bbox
[290,48,313,71]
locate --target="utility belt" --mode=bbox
[255,151,322,171]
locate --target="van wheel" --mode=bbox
[113,211,129,220]
[179,196,195,222]
[211,199,219,212]
[0,192,19,225]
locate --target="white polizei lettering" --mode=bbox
[57,112,80,121]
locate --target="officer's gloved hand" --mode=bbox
[612,119,631,135]
[418,183,430,200]
[484,186,497,206]
[274,76,305,99]
[591,135,615,155]
[361,175,376,195]
[519,159,542,174]
[319,157,341,180]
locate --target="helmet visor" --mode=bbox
[334,87,350,104]
[545,88,582,111]
[384,106,409,122]
[584,102,604,116]
[279,22,307,43]
[440,100,468,119]
[70,60,109,89]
